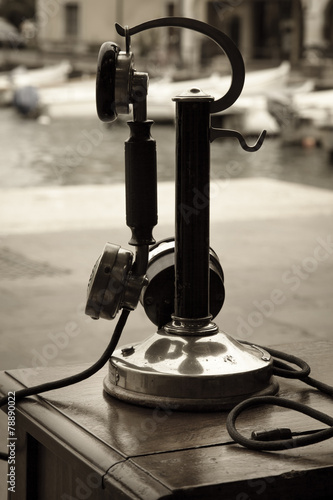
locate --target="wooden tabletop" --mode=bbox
[1,340,333,499]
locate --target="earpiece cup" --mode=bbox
[96,42,120,122]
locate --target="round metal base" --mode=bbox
[104,329,279,411]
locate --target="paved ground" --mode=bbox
[0,178,333,498]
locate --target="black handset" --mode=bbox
[86,35,157,319]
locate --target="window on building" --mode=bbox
[65,3,79,37]
[253,0,297,60]
[204,2,240,59]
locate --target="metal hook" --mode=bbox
[115,18,245,114]
[210,128,267,152]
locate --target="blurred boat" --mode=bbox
[0,61,72,107]
[147,61,291,123]
[10,60,71,88]
[37,77,96,118]
[14,61,290,132]
[268,87,333,145]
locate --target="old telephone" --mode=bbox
[85,16,276,411]
[1,18,332,456]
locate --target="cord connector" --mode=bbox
[252,428,293,442]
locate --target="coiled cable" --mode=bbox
[226,342,333,451]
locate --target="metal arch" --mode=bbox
[115,17,245,114]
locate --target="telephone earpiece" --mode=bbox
[96,42,120,122]
[96,40,148,123]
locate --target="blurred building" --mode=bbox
[37,0,166,54]
[36,0,333,69]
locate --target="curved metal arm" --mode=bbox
[210,128,267,152]
[115,17,245,114]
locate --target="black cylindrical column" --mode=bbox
[173,90,213,320]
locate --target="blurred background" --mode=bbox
[0,0,332,372]
[1,3,333,494]
[0,0,333,187]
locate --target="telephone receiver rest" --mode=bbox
[210,128,267,152]
[99,17,265,151]
[115,16,245,114]
[96,16,246,123]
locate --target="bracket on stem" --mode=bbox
[210,128,267,152]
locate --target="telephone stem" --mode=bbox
[173,90,214,321]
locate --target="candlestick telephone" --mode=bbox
[85,17,263,329]
[1,18,332,457]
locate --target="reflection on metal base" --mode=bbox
[104,328,279,411]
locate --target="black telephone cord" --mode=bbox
[0,309,130,414]
[226,342,333,451]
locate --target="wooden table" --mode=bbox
[1,341,332,499]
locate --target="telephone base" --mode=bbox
[103,329,278,411]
